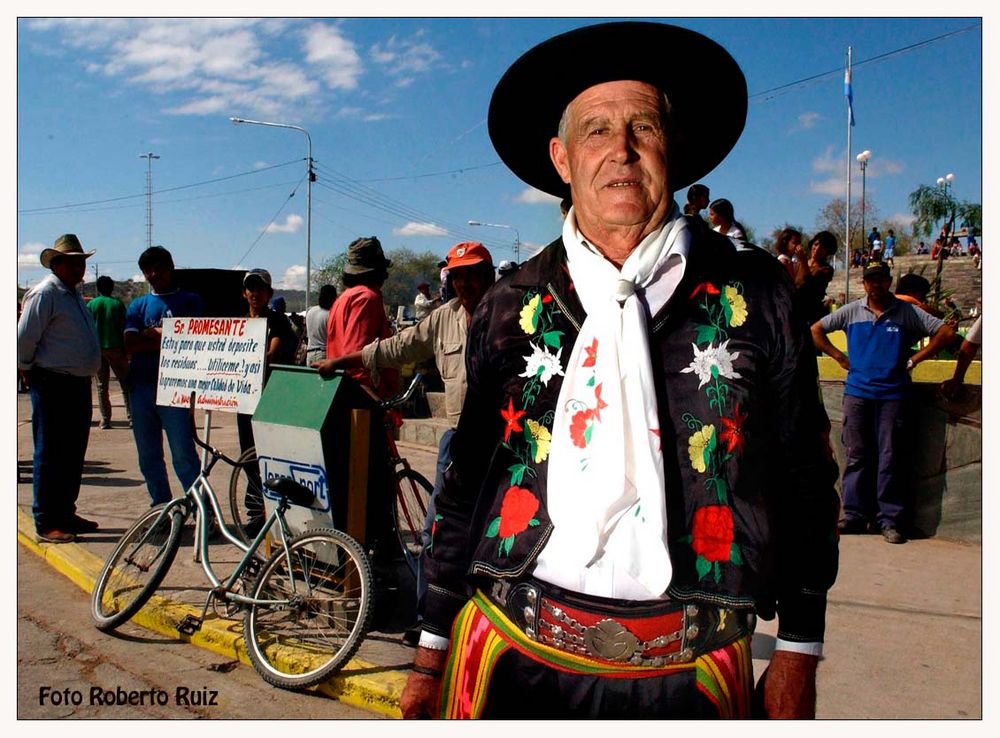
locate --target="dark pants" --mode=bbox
[30,368,92,531]
[841,394,906,528]
[415,428,454,619]
[237,412,264,528]
[479,643,739,719]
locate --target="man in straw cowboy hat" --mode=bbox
[17,234,102,543]
[404,22,839,719]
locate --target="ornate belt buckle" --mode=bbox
[583,619,640,662]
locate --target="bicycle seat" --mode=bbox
[263,477,315,507]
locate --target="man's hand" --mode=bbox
[311,358,340,378]
[940,377,963,400]
[18,369,30,391]
[763,650,819,719]
[400,646,448,719]
[833,353,850,372]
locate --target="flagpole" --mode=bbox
[844,46,853,302]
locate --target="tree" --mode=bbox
[382,247,442,313]
[909,183,984,300]
[311,253,348,293]
[815,196,879,257]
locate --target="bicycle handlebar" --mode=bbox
[380,372,424,410]
[187,391,242,467]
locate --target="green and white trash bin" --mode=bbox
[250,366,396,552]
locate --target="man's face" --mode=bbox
[244,282,272,313]
[863,273,892,302]
[52,257,87,287]
[449,263,494,315]
[143,260,174,293]
[549,80,670,241]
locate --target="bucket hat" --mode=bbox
[343,236,392,275]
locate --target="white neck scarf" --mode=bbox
[534,204,690,599]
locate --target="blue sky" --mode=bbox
[15,13,985,292]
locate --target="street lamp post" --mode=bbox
[856,150,871,262]
[230,117,314,310]
[467,220,520,262]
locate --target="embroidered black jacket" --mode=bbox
[423,218,840,644]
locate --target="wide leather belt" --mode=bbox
[489,579,751,667]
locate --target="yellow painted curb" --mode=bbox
[17,508,407,718]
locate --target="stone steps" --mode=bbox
[396,391,450,451]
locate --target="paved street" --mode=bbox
[15,386,983,719]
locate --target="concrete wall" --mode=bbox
[820,381,982,544]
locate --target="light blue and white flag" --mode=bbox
[844,66,855,127]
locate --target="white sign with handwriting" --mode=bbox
[156,317,267,414]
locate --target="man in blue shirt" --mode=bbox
[124,246,204,505]
[17,234,102,542]
[812,260,954,543]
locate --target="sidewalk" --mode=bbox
[16,389,982,719]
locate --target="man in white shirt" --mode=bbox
[17,234,102,543]
[413,281,441,321]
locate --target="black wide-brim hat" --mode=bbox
[488,21,748,198]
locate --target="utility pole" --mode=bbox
[140,152,160,248]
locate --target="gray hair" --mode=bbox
[557,90,672,144]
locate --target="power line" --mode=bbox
[750,22,980,102]
[231,174,306,268]
[17,158,302,214]
[354,161,503,183]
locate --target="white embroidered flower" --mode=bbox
[681,340,742,388]
[520,344,565,386]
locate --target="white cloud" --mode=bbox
[253,161,270,170]
[809,177,844,196]
[790,111,820,133]
[370,32,441,78]
[276,264,307,290]
[811,146,839,174]
[264,214,304,234]
[515,188,561,205]
[132,273,147,283]
[888,212,917,227]
[868,158,905,177]
[17,242,47,268]
[303,23,363,91]
[393,222,448,237]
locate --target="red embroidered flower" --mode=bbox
[583,338,599,367]
[569,408,594,448]
[689,281,721,300]
[500,397,526,442]
[498,486,540,538]
[593,383,609,421]
[719,402,747,455]
[691,505,735,562]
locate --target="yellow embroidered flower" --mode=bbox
[526,419,551,463]
[724,285,747,327]
[519,294,541,334]
[688,425,716,473]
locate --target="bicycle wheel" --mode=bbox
[92,502,187,632]
[393,469,433,575]
[228,446,266,545]
[244,527,373,689]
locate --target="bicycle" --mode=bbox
[226,373,434,575]
[91,394,374,690]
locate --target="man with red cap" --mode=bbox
[404,22,839,719]
[314,241,495,643]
